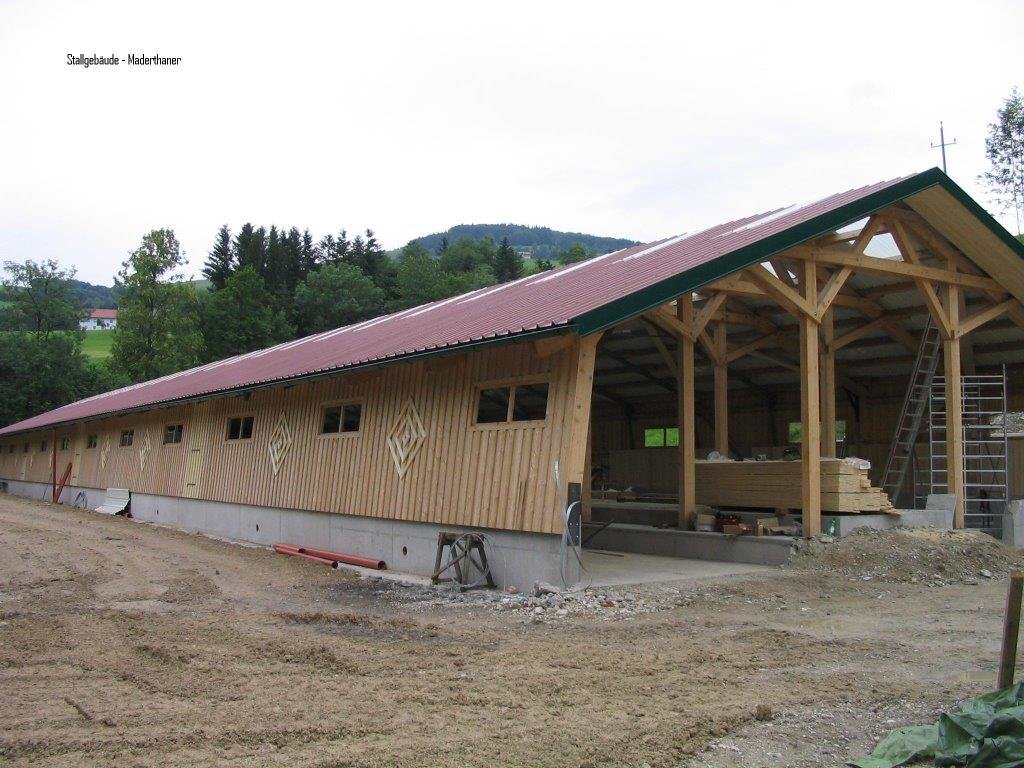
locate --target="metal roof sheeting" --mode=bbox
[4,168,1008,437]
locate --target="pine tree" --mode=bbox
[234,224,268,278]
[203,225,235,289]
[493,236,523,282]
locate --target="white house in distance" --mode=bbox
[79,308,117,331]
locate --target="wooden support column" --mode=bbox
[50,428,57,503]
[944,281,965,528]
[565,333,602,516]
[799,260,822,536]
[678,294,697,529]
[713,321,729,455]
[820,309,837,458]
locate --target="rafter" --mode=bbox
[692,292,727,339]
[832,317,888,350]
[888,221,954,339]
[816,266,853,316]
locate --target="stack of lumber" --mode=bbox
[694,458,898,514]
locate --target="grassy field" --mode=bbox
[81,329,114,360]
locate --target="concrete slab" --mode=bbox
[582,550,772,588]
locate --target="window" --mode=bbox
[475,381,550,425]
[644,427,680,448]
[60,436,71,451]
[788,421,846,443]
[227,416,254,441]
[321,403,362,435]
[119,430,134,447]
[512,383,549,421]
[40,440,48,452]
[164,424,184,445]
[7,444,14,454]
[87,434,98,449]
[22,443,29,453]
[476,387,511,424]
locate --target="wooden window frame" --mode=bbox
[471,375,551,430]
[317,399,365,439]
[86,434,98,449]
[163,423,185,446]
[119,430,134,448]
[224,414,255,443]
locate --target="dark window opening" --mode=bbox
[119,430,134,447]
[476,387,511,423]
[60,436,71,451]
[227,416,254,441]
[87,434,98,449]
[164,424,184,444]
[322,403,362,434]
[23,443,29,453]
[512,383,549,421]
[40,440,48,452]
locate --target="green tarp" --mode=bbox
[850,685,1024,768]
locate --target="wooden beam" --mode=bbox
[725,332,781,364]
[643,321,679,378]
[832,317,889,350]
[888,221,955,339]
[806,244,1003,293]
[533,334,575,358]
[799,259,821,536]
[678,295,696,530]
[944,283,964,529]
[565,333,602,491]
[644,306,691,341]
[820,309,837,458]
[850,215,882,254]
[713,322,728,455]
[816,266,853,317]
[957,299,1017,338]
[746,264,819,320]
[693,292,727,339]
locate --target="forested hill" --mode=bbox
[0,279,118,309]
[414,224,638,261]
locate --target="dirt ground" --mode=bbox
[0,496,1020,768]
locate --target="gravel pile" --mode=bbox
[788,527,1024,586]
[356,576,692,622]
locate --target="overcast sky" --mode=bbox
[0,0,1020,285]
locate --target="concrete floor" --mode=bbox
[580,549,773,587]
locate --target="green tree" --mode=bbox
[293,263,385,335]
[556,242,594,264]
[199,267,293,361]
[111,229,203,382]
[203,225,235,289]
[1,259,84,337]
[234,223,268,278]
[982,88,1024,233]
[393,243,465,309]
[0,333,98,427]
[493,236,524,282]
[439,236,494,273]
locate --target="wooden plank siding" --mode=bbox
[0,338,584,535]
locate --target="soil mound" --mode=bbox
[788,527,1024,584]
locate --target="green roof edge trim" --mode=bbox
[570,167,1024,336]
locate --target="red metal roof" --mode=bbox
[0,172,934,435]
[88,308,117,319]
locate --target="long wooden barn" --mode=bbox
[3,168,1024,586]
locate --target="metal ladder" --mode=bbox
[880,318,941,506]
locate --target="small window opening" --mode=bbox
[227,416,254,441]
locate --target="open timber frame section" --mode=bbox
[637,206,1024,535]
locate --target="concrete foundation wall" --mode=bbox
[582,522,795,566]
[2,481,575,591]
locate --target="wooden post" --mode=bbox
[50,428,57,503]
[944,280,964,528]
[678,295,697,530]
[1000,571,1024,689]
[799,260,822,537]
[582,421,593,523]
[820,309,837,458]
[713,321,729,455]
[565,333,602,493]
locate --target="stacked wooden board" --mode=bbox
[694,458,897,514]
